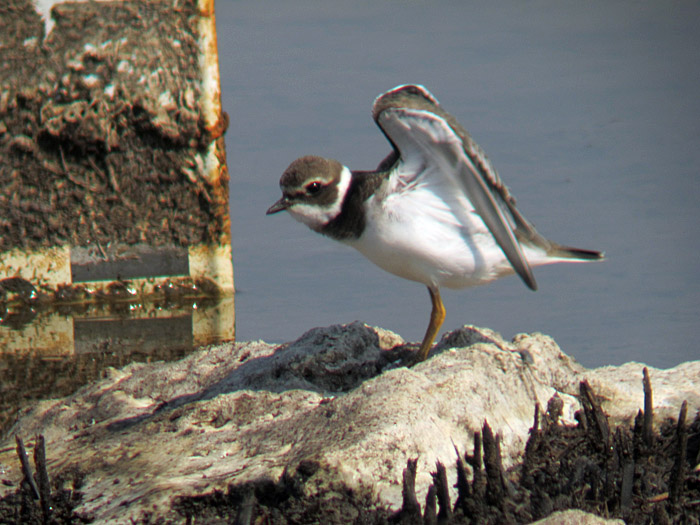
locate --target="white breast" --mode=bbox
[346,183,514,289]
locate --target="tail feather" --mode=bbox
[548,243,605,261]
[515,226,604,263]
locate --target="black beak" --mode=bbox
[266,197,290,215]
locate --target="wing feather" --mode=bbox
[375,103,538,290]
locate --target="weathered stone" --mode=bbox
[530,509,625,525]
[1,322,698,523]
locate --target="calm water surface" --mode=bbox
[219,1,700,369]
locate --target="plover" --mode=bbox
[267,84,603,362]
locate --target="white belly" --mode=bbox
[345,190,514,289]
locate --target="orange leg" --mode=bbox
[416,286,446,362]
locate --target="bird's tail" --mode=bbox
[546,242,605,262]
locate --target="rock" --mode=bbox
[531,509,625,525]
[1,322,698,523]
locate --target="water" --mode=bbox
[220,1,700,369]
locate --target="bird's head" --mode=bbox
[267,155,351,231]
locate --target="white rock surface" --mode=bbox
[531,509,625,525]
[1,323,698,523]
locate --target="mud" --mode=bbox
[0,0,229,253]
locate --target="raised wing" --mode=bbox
[374,89,538,290]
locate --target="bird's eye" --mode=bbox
[305,181,323,195]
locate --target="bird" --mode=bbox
[267,84,603,362]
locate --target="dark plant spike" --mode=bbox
[423,484,437,525]
[431,461,451,523]
[453,445,471,515]
[643,367,654,448]
[669,401,688,505]
[467,431,485,500]
[579,380,611,451]
[14,435,39,500]
[399,458,422,520]
[33,434,52,523]
[522,402,540,485]
[482,421,505,508]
